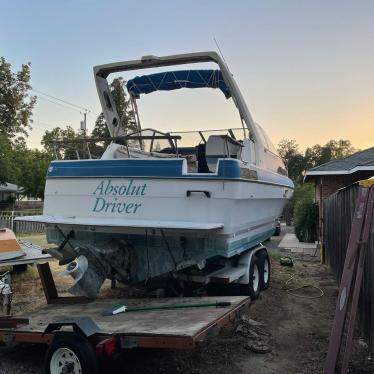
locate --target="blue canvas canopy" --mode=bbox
[126,70,231,99]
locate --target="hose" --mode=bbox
[284,273,324,299]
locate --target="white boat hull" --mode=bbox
[42,176,290,236]
[20,173,292,287]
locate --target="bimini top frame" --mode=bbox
[93,51,263,164]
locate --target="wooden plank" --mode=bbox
[341,186,374,373]
[37,262,58,303]
[324,186,370,374]
[11,296,249,337]
[121,335,195,349]
[324,183,374,354]
[0,317,29,328]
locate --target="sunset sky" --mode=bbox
[1,0,373,151]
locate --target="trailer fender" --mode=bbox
[236,244,266,285]
[43,316,100,337]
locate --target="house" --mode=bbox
[0,183,23,203]
[304,146,374,243]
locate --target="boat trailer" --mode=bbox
[0,261,250,373]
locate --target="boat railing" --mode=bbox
[48,127,246,162]
[49,132,182,160]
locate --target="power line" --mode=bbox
[34,121,57,128]
[35,96,99,129]
[32,88,100,116]
[31,127,47,133]
[32,121,60,130]
[32,88,88,112]
[36,95,84,113]
[87,112,100,119]
[31,121,87,135]
[29,123,56,134]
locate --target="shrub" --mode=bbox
[283,183,313,225]
[293,186,318,242]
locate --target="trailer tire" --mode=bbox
[234,255,260,300]
[45,332,98,374]
[257,250,271,290]
[274,226,281,236]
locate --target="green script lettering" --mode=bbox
[93,181,105,195]
[141,184,147,195]
[105,180,113,195]
[93,197,105,212]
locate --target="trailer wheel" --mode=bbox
[257,250,271,290]
[274,226,281,236]
[234,255,260,300]
[45,332,98,374]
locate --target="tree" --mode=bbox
[277,139,306,183]
[110,77,138,135]
[91,113,109,139]
[91,77,138,156]
[90,113,110,157]
[304,139,355,169]
[15,149,52,199]
[0,134,16,184]
[91,77,137,138]
[0,57,36,143]
[42,126,88,160]
[0,57,36,184]
[278,138,356,229]
[325,139,355,159]
[278,138,356,184]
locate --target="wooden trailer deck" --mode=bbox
[0,261,250,350]
[1,261,250,350]
[13,296,248,336]
[0,296,249,349]
[0,261,251,374]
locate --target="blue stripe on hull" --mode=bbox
[225,229,274,257]
[47,159,241,179]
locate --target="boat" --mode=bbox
[19,52,294,297]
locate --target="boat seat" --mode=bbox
[205,135,242,172]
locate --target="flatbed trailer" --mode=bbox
[0,262,250,373]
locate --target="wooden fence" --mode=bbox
[324,183,374,350]
[0,210,45,233]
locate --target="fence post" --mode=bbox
[11,210,15,233]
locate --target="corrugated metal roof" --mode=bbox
[306,147,374,173]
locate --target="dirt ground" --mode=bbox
[1,231,374,373]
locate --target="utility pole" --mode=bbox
[80,110,91,158]
[80,111,87,133]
